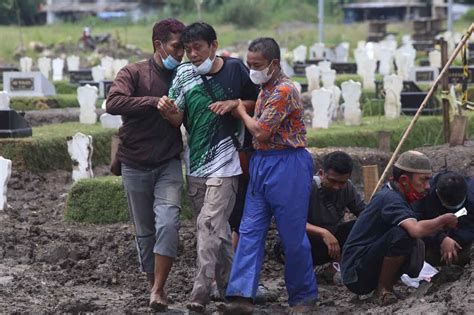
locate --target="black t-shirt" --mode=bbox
[307,176,366,233]
[341,183,417,284]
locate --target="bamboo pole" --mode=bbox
[370,23,474,200]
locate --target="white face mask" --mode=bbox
[249,64,273,85]
[193,53,215,75]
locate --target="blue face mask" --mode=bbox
[159,42,180,70]
[192,53,215,75]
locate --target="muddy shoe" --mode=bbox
[255,284,278,304]
[186,301,206,313]
[223,298,254,315]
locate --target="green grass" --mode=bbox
[0,122,116,171]
[65,175,193,224]
[307,112,474,151]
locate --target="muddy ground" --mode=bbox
[0,145,473,314]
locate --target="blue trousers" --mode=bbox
[226,148,317,306]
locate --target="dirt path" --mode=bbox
[0,155,473,313]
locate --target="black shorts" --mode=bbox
[228,174,249,233]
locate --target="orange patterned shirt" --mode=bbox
[253,73,307,151]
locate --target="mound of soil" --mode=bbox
[0,144,472,313]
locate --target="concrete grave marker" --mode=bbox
[52,58,64,81]
[67,132,93,182]
[395,45,416,81]
[67,55,80,71]
[91,65,105,82]
[3,72,56,97]
[321,69,341,120]
[101,56,114,80]
[77,84,98,124]
[429,50,441,68]
[37,57,51,80]
[0,91,10,110]
[411,67,439,83]
[342,80,362,126]
[0,156,12,211]
[384,74,403,119]
[19,57,32,72]
[305,65,320,93]
[293,45,307,63]
[378,46,394,76]
[100,113,122,129]
[112,59,128,78]
[311,88,332,129]
[335,42,350,62]
[309,43,325,60]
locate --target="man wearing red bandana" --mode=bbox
[340,151,458,306]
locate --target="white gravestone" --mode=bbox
[52,58,64,81]
[378,46,394,76]
[112,59,128,78]
[318,60,332,74]
[311,88,332,129]
[0,156,12,211]
[91,65,105,82]
[383,74,403,119]
[77,84,98,124]
[67,55,80,71]
[335,42,350,62]
[342,80,362,126]
[357,41,366,50]
[354,47,368,76]
[365,42,381,61]
[101,56,114,80]
[37,57,51,80]
[293,45,307,63]
[281,60,295,77]
[324,48,336,62]
[429,50,441,68]
[0,91,10,110]
[100,113,123,129]
[305,65,320,93]
[321,70,341,120]
[67,133,93,182]
[19,57,32,73]
[360,57,376,91]
[310,42,325,60]
[395,45,416,81]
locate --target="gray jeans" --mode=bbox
[122,158,183,273]
[187,175,238,304]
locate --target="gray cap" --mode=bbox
[394,150,431,174]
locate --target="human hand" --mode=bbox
[230,99,246,118]
[441,213,458,229]
[157,96,178,113]
[322,230,341,261]
[440,236,462,265]
[208,99,238,115]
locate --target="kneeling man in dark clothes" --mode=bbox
[341,151,458,305]
[414,171,473,266]
[274,151,366,275]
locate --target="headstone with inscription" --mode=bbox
[101,56,114,80]
[411,67,439,83]
[321,69,341,120]
[69,70,93,84]
[3,72,56,97]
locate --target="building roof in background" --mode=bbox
[342,1,433,9]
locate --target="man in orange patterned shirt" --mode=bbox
[224,37,317,314]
